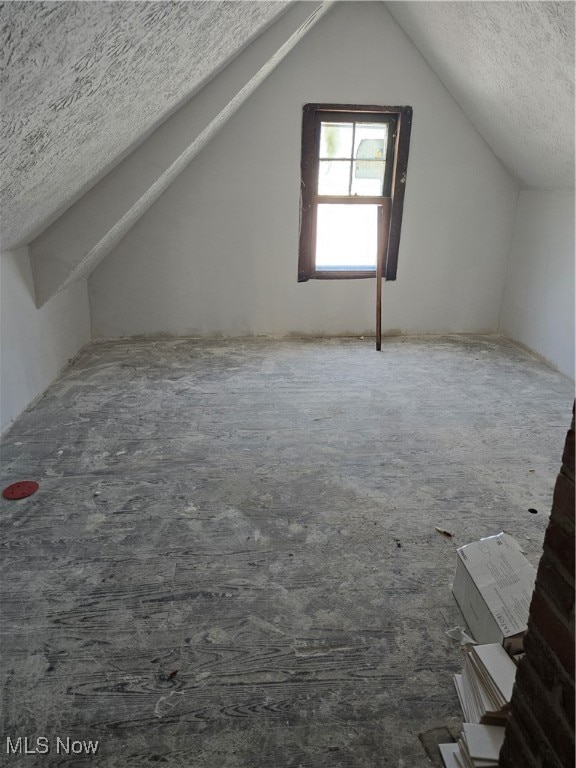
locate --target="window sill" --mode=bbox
[299,269,376,281]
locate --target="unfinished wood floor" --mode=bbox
[0,335,572,767]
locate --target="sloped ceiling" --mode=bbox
[0,0,290,250]
[1,1,574,255]
[386,0,575,191]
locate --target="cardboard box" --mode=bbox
[452,532,536,654]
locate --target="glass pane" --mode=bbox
[352,123,388,196]
[318,160,351,195]
[351,161,385,195]
[316,204,378,270]
[319,122,353,158]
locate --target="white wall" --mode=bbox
[499,191,575,378]
[0,247,91,432]
[89,1,519,339]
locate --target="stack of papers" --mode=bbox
[453,643,516,725]
[439,724,505,767]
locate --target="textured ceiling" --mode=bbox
[1,1,574,253]
[0,1,290,249]
[387,0,575,191]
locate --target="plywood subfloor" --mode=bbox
[1,335,572,767]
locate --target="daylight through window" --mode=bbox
[298,104,412,282]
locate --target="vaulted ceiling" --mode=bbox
[0,1,290,249]
[1,1,574,253]
[387,0,574,191]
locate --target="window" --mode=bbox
[298,104,412,282]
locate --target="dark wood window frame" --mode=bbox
[298,103,412,282]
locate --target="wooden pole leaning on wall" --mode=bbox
[376,201,391,352]
[376,243,383,351]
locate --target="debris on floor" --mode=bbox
[439,722,505,767]
[453,643,516,725]
[435,526,454,538]
[435,640,516,767]
[452,532,535,652]
[418,725,461,767]
[445,626,476,646]
[435,533,533,767]
[3,336,569,766]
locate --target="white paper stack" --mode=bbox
[453,643,516,725]
[439,724,505,768]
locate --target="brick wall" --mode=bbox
[499,407,575,768]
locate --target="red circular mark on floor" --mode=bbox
[2,481,39,500]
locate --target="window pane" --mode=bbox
[316,204,378,270]
[319,122,353,158]
[352,123,388,196]
[354,122,388,156]
[318,160,351,195]
[351,161,385,196]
